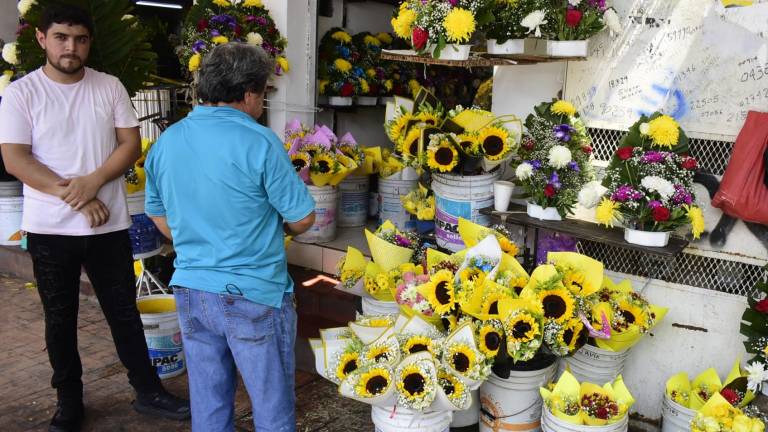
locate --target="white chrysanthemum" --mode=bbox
[17,0,36,17]
[2,43,19,66]
[578,181,608,209]
[0,71,12,96]
[246,32,263,46]
[640,176,675,199]
[568,0,582,5]
[515,162,534,180]
[603,8,622,36]
[548,145,572,169]
[639,122,650,135]
[745,362,767,393]
[521,10,548,38]
[413,300,431,314]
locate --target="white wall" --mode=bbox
[0,2,17,44]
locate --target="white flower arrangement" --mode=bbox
[515,162,534,180]
[2,42,19,66]
[577,180,608,209]
[745,362,768,393]
[640,175,675,200]
[548,145,573,169]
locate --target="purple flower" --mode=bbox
[192,40,206,53]
[530,160,542,170]
[553,124,574,142]
[256,16,268,26]
[568,161,580,172]
[648,200,663,209]
[210,14,236,29]
[640,151,671,164]
[549,172,562,189]
[210,29,221,37]
[587,0,606,10]
[672,185,693,205]
[611,184,644,202]
[394,235,412,247]
[245,15,257,22]
[447,0,458,5]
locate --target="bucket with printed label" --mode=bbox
[378,173,418,232]
[0,181,23,246]
[432,172,499,252]
[337,176,369,228]
[136,294,185,379]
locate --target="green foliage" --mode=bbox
[741,272,768,363]
[15,0,156,97]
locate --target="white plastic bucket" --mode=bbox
[126,191,163,259]
[378,175,418,232]
[356,96,378,106]
[558,345,630,386]
[452,389,480,427]
[337,176,369,228]
[480,362,558,432]
[372,406,452,432]
[527,203,562,221]
[426,43,472,61]
[294,185,338,244]
[328,96,353,106]
[661,396,696,432]
[361,297,400,316]
[136,295,185,379]
[541,405,628,432]
[432,172,499,252]
[624,228,670,247]
[546,40,589,58]
[0,181,23,245]
[487,39,525,55]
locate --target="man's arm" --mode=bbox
[149,215,172,241]
[284,212,315,236]
[1,143,67,197]
[59,126,141,210]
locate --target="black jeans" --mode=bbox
[27,230,162,401]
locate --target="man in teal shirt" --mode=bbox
[144,43,315,431]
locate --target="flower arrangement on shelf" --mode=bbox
[482,0,551,53]
[514,99,594,220]
[283,119,361,187]
[690,392,765,432]
[179,0,288,77]
[124,138,155,194]
[352,32,386,103]
[318,28,363,104]
[541,371,635,426]
[549,0,612,42]
[584,112,705,247]
[390,0,494,59]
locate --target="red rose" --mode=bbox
[616,146,634,161]
[340,82,354,97]
[720,388,740,405]
[682,157,698,170]
[652,207,671,222]
[544,184,556,197]
[522,137,535,151]
[582,145,593,154]
[197,18,209,32]
[234,24,242,37]
[412,27,429,51]
[566,9,583,28]
[756,298,768,313]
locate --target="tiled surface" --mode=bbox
[0,272,374,432]
[287,222,377,275]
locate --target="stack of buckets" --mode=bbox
[127,191,163,258]
[136,294,185,379]
[378,169,418,232]
[541,405,629,432]
[0,181,23,246]
[372,406,452,432]
[295,185,338,243]
[660,395,696,432]
[432,172,499,252]
[480,361,558,432]
[557,344,630,386]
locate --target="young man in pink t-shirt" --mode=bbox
[0,5,189,431]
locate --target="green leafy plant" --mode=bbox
[15,0,156,97]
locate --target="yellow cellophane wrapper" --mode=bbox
[498,294,545,321]
[356,146,382,175]
[690,368,722,410]
[364,262,395,301]
[542,370,583,424]
[458,217,494,248]
[342,246,368,275]
[326,154,358,186]
[724,358,757,407]
[427,248,451,269]
[580,382,615,426]
[521,264,561,296]
[379,154,404,178]
[547,252,603,297]
[499,252,528,283]
[463,279,510,321]
[284,235,292,249]
[365,221,414,272]
[699,392,736,419]
[665,372,691,407]
[397,303,443,328]
[612,375,635,422]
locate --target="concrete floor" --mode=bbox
[0,272,373,432]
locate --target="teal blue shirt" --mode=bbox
[144,106,314,308]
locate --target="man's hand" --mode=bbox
[58,173,104,210]
[79,198,110,228]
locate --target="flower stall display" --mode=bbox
[318,28,364,106]
[352,32,386,105]
[179,0,288,78]
[482,0,551,55]
[390,0,494,60]
[514,99,594,221]
[665,361,759,418]
[540,371,635,428]
[690,392,765,432]
[586,112,705,247]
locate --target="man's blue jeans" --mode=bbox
[173,287,296,431]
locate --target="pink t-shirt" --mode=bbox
[0,67,136,235]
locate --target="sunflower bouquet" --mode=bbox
[540,371,635,426]
[384,89,445,170]
[390,0,494,58]
[179,0,288,77]
[514,99,594,218]
[590,112,704,241]
[124,138,155,194]
[500,296,545,362]
[691,392,765,432]
[284,119,358,186]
